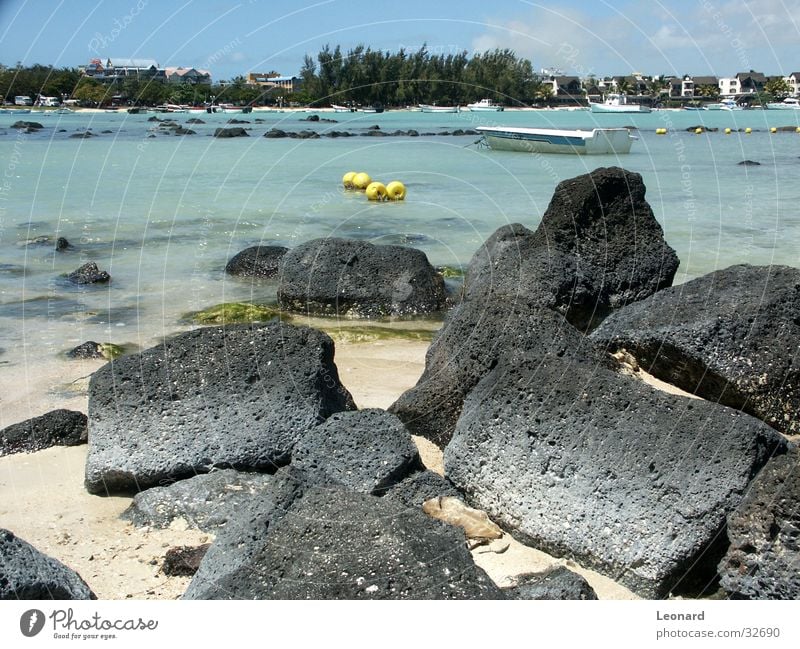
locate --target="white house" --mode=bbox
[718,77,739,97]
[785,72,800,97]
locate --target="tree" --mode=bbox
[764,77,791,100]
[695,84,720,100]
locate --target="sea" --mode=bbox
[0,107,799,365]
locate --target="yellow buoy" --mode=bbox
[386,181,407,201]
[770,127,777,133]
[655,128,666,135]
[695,127,703,134]
[365,181,388,201]
[745,127,752,134]
[352,172,372,191]
[342,171,357,189]
[796,127,800,133]
[724,128,731,134]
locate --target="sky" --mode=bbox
[0,0,798,81]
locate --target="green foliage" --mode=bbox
[297,44,544,106]
[695,84,720,99]
[764,78,792,100]
[0,63,82,102]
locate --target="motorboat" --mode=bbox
[331,103,356,112]
[766,97,800,110]
[419,104,460,113]
[476,126,636,154]
[466,98,504,112]
[589,94,651,113]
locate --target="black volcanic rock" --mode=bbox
[718,447,800,599]
[389,302,610,446]
[591,264,800,435]
[504,567,598,600]
[213,127,248,138]
[277,237,446,318]
[291,409,422,495]
[444,347,787,598]
[0,409,87,456]
[185,487,503,599]
[0,529,95,599]
[65,262,110,285]
[84,322,356,494]
[466,167,680,331]
[224,245,289,279]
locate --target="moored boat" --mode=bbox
[331,103,356,112]
[466,98,504,112]
[419,104,460,113]
[590,94,651,113]
[476,126,636,155]
[766,97,800,110]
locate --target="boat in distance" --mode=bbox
[419,104,460,113]
[766,97,800,110]
[476,126,636,155]
[466,98,504,112]
[590,93,651,113]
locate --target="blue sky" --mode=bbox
[1,0,798,80]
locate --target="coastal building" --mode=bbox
[164,67,212,84]
[735,70,767,95]
[719,77,739,97]
[786,72,800,97]
[82,58,211,85]
[246,72,302,93]
[691,76,719,97]
[544,75,583,103]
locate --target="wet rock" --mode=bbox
[738,160,761,166]
[504,567,598,600]
[121,469,276,532]
[56,237,71,251]
[69,132,94,138]
[591,264,800,435]
[11,121,43,130]
[264,129,288,138]
[226,119,250,124]
[213,127,248,138]
[185,487,504,599]
[224,245,289,279]
[85,322,356,494]
[719,447,800,599]
[65,262,110,284]
[277,237,447,318]
[0,529,95,599]
[445,347,787,598]
[186,118,205,124]
[66,341,104,359]
[0,409,87,456]
[292,409,422,495]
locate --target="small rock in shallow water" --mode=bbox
[65,262,110,284]
[738,160,761,166]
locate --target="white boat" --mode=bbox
[0,108,31,114]
[590,94,651,113]
[717,99,744,111]
[766,97,800,110]
[419,104,460,113]
[476,126,636,155]
[466,98,504,112]
[331,103,356,112]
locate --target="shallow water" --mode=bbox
[0,108,798,366]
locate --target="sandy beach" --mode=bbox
[0,332,643,600]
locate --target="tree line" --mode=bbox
[298,45,548,106]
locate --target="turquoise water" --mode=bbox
[0,107,799,360]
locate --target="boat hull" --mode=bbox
[419,104,460,113]
[467,106,504,112]
[477,127,634,155]
[590,103,651,113]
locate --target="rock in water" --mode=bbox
[592,264,800,435]
[65,262,110,285]
[121,469,276,531]
[0,529,95,599]
[185,487,503,599]
[0,410,87,456]
[466,167,679,330]
[66,341,105,359]
[291,409,422,494]
[277,237,446,317]
[389,302,611,446]
[85,323,356,494]
[224,245,289,278]
[504,567,598,600]
[719,448,800,599]
[444,350,787,598]
[213,127,248,138]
